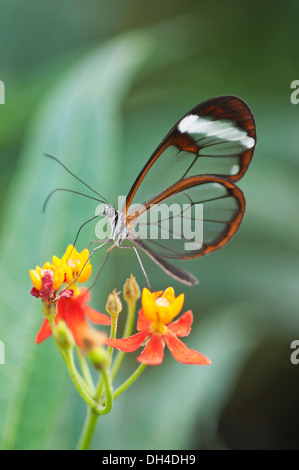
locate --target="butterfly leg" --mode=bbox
[59,239,113,296]
[87,239,108,251]
[86,249,112,291]
[118,244,151,290]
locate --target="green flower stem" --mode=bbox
[95,312,118,399]
[113,363,147,400]
[97,367,113,414]
[107,312,118,365]
[111,300,136,380]
[63,349,101,411]
[77,366,113,450]
[77,410,99,451]
[76,346,95,395]
[47,316,99,412]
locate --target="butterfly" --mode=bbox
[46,95,256,288]
[96,95,256,286]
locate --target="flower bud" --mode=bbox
[123,274,141,304]
[87,346,108,370]
[53,320,74,350]
[105,289,122,317]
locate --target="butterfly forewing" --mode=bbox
[123,95,256,215]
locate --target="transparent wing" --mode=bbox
[123,95,256,216]
[126,176,245,262]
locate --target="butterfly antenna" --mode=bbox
[42,188,105,213]
[44,153,109,204]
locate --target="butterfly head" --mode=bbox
[102,204,116,220]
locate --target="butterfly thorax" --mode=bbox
[103,204,129,246]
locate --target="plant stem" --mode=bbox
[48,316,99,411]
[63,349,99,411]
[77,410,99,451]
[77,367,112,450]
[98,367,113,414]
[95,312,118,398]
[76,346,95,395]
[113,363,146,400]
[111,300,136,380]
[107,312,118,365]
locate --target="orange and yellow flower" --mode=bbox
[30,245,110,350]
[105,287,211,366]
[52,244,92,296]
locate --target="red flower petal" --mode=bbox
[137,308,152,331]
[137,333,164,365]
[30,287,40,298]
[58,296,90,347]
[163,330,211,365]
[78,288,91,302]
[84,305,111,325]
[167,310,193,337]
[35,288,106,348]
[35,318,52,343]
[105,329,150,352]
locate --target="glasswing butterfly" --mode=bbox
[47,95,256,288]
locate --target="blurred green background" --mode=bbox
[0,0,298,450]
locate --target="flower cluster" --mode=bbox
[30,245,110,351]
[30,248,210,365]
[29,245,211,450]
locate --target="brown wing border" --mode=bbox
[123,95,256,216]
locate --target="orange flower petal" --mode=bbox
[35,318,52,343]
[137,333,164,365]
[105,329,150,352]
[137,308,152,331]
[167,310,193,337]
[163,330,211,365]
[84,305,111,325]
